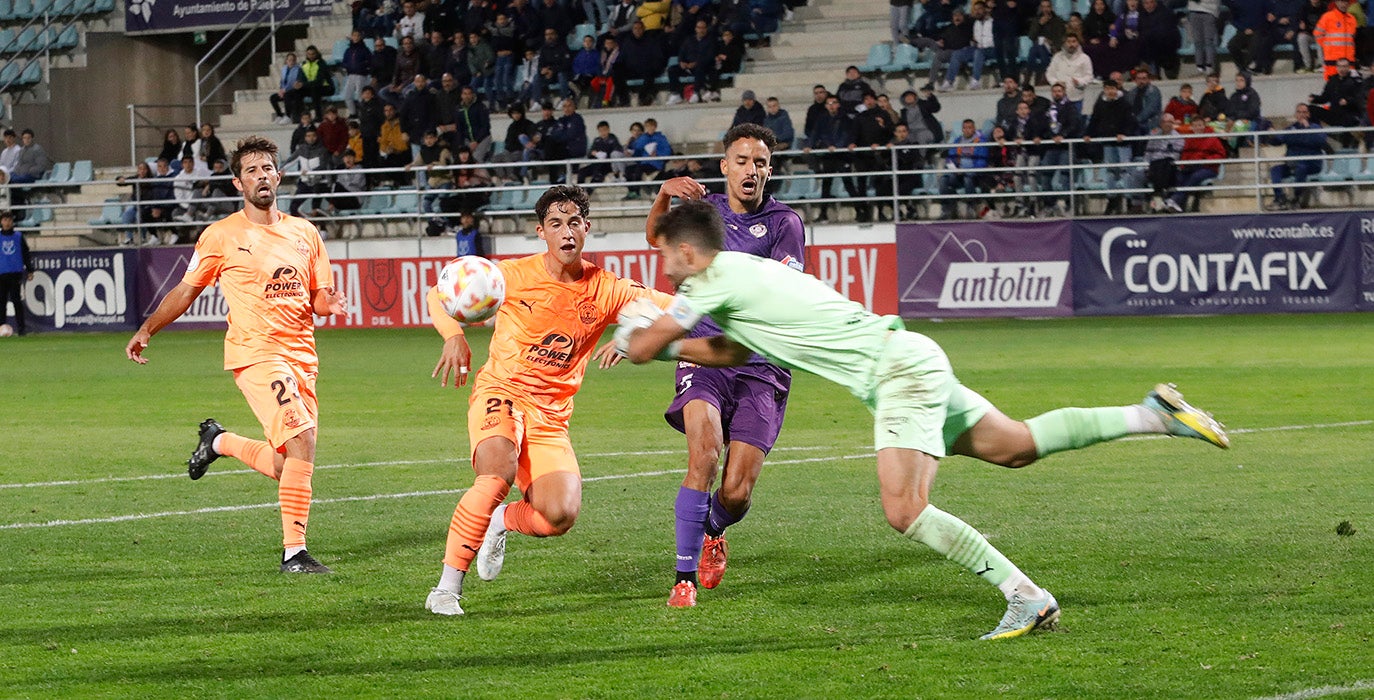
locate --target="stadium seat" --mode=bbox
[12,27,38,53]
[0,29,15,55]
[11,0,32,18]
[371,190,419,215]
[87,197,123,226]
[51,0,75,15]
[1312,149,1361,183]
[0,60,21,85]
[18,206,52,227]
[90,0,113,13]
[357,192,394,215]
[328,38,349,66]
[881,43,921,73]
[1218,24,1237,56]
[480,187,519,213]
[38,161,70,184]
[567,23,594,50]
[29,0,50,18]
[16,59,41,85]
[0,0,14,21]
[858,43,890,75]
[54,25,77,49]
[1052,0,1072,18]
[1353,156,1374,182]
[70,159,93,183]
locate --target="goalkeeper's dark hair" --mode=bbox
[535,184,591,222]
[229,135,279,178]
[721,123,777,153]
[654,200,724,253]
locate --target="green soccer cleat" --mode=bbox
[980,590,1060,640]
[1143,383,1230,449]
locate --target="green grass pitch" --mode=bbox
[1,313,1371,698]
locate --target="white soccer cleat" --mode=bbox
[476,503,508,582]
[425,587,465,616]
[981,590,1060,640]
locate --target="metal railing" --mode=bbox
[193,0,308,126]
[10,124,1374,246]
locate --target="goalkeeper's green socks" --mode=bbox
[904,505,1044,602]
[1025,405,1164,458]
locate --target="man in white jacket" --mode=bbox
[1046,34,1094,111]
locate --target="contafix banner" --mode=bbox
[24,250,138,332]
[124,0,332,35]
[896,221,1073,318]
[1073,213,1358,315]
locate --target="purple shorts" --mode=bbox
[664,363,791,454]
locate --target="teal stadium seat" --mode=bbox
[70,160,94,183]
[0,0,14,21]
[0,29,16,55]
[11,0,33,18]
[1312,149,1362,183]
[38,161,70,184]
[16,58,39,85]
[858,43,890,75]
[329,37,348,66]
[88,197,123,226]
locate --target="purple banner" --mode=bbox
[125,0,333,35]
[896,221,1073,318]
[1360,213,1374,311]
[23,250,138,332]
[138,245,228,330]
[1072,213,1358,315]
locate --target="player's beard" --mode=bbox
[245,182,277,210]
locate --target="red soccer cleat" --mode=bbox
[667,581,697,607]
[699,534,728,589]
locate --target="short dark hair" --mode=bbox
[20,128,33,137]
[534,184,591,223]
[596,120,610,129]
[654,200,723,253]
[230,135,279,178]
[722,123,777,153]
[0,210,13,220]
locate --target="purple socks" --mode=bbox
[706,489,747,538]
[675,487,710,573]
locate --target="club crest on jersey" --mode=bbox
[296,239,310,258]
[283,407,305,429]
[749,223,768,238]
[577,300,599,325]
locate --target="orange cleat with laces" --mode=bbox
[667,580,697,607]
[699,534,729,589]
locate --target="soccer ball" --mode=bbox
[0,323,11,337]
[435,256,506,323]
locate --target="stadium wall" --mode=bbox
[13,213,1373,333]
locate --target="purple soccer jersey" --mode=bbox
[665,193,805,452]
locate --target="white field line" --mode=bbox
[2,420,1367,531]
[0,444,846,490]
[0,454,870,530]
[1255,680,1374,700]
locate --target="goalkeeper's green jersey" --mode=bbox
[667,251,907,406]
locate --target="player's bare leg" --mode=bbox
[877,447,1057,640]
[700,440,764,590]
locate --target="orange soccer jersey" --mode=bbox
[182,210,334,371]
[430,253,666,426]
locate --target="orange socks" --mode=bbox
[443,474,511,572]
[279,457,313,549]
[504,499,560,537]
[217,432,279,479]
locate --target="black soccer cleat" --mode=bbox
[281,550,333,574]
[187,418,225,480]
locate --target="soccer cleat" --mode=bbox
[425,587,465,616]
[667,581,698,608]
[476,503,507,581]
[699,534,728,589]
[280,550,332,574]
[1143,383,1230,449]
[187,418,226,480]
[980,590,1060,640]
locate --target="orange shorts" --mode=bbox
[233,360,318,449]
[468,388,579,493]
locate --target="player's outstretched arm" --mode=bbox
[675,336,752,368]
[426,286,472,388]
[125,282,205,364]
[645,176,708,246]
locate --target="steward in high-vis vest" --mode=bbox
[1314,0,1358,78]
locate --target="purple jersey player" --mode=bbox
[645,123,806,608]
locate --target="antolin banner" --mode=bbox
[896,221,1074,318]
[1072,213,1358,315]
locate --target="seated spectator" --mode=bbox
[318,106,351,164]
[732,90,765,127]
[579,120,625,182]
[282,127,333,218]
[1125,65,1162,141]
[1225,72,1262,132]
[994,77,1023,128]
[1308,58,1363,145]
[715,28,746,78]
[382,36,428,107]
[1297,0,1324,75]
[455,85,494,162]
[515,48,543,109]
[571,34,601,104]
[668,20,719,104]
[377,102,412,184]
[531,27,573,105]
[762,96,795,151]
[981,124,1024,217]
[956,1,996,89]
[1104,0,1143,79]
[434,71,464,147]
[899,86,944,165]
[424,29,451,81]
[1226,0,1268,73]
[448,146,493,213]
[1196,72,1228,120]
[1267,103,1330,210]
[299,45,334,121]
[394,1,425,43]
[932,10,973,91]
[1021,83,1051,114]
[290,111,317,153]
[158,129,184,172]
[407,129,455,213]
[270,52,305,125]
[172,155,208,221]
[619,21,666,107]
[197,123,226,171]
[988,0,1026,83]
[836,65,873,113]
[492,102,540,168]
[467,31,496,101]
[625,116,672,196]
[534,102,566,180]
[116,160,172,246]
[1165,83,1199,125]
[1138,0,1180,79]
[1026,0,1067,85]
[1258,0,1302,75]
[1169,120,1226,212]
[8,128,51,206]
[370,36,399,91]
[1140,113,1183,212]
[187,158,237,223]
[0,129,20,175]
[939,119,989,218]
[589,35,621,108]
[328,150,366,215]
[877,93,901,126]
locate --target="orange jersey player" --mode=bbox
[125,135,347,575]
[423,184,670,616]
